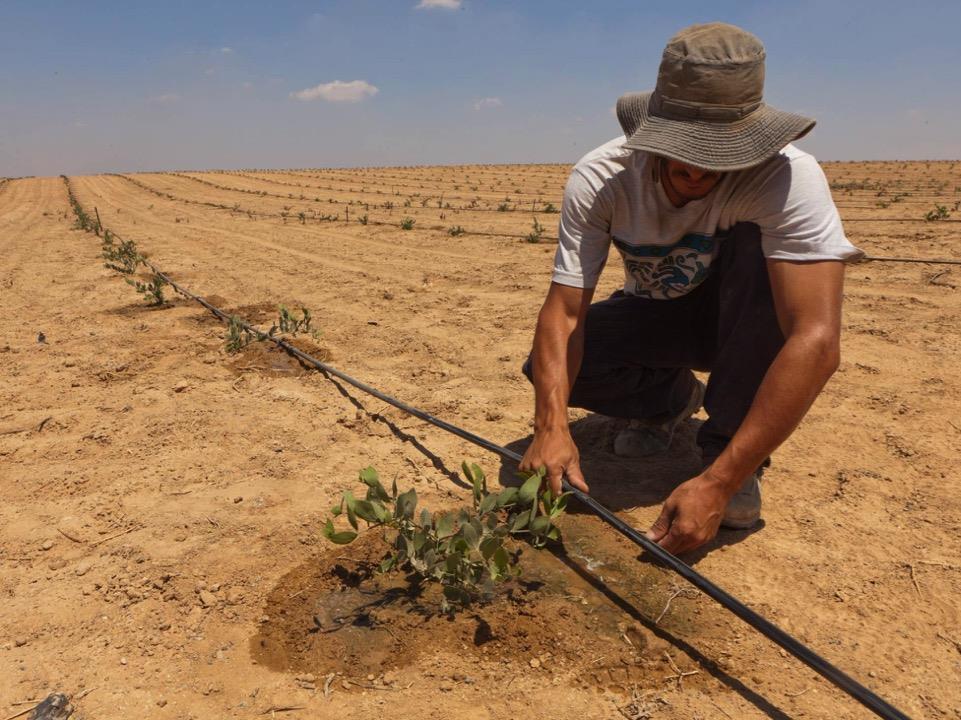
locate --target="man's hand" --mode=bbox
[520,426,589,496]
[524,281,595,497]
[645,469,733,554]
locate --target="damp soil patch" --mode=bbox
[251,513,707,692]
[225,337,331,378]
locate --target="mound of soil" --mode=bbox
[251,514,703,693]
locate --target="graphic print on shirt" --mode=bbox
[613,232,726,299]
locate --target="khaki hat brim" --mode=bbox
[617,92,815,172]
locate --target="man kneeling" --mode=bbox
[519,22,862,555]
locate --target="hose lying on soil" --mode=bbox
[65,178,911,719]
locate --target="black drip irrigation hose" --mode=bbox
[141,259,911,720]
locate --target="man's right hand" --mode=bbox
[519,426,589,496]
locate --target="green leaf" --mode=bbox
[379,555,397,573]
[479,535,501,560]
[352,499,381,524]
[470,463,487,493]
[435,513,455,539]
[322,519,357,545]
[413,530,428,552]
[478,493,497,515]
[518,472,542,504]
[420,508,431,528]
[546,526,561,541]
[491,547,510,577]
[496,487,518,507]
[344,491,359,530]
[550,492,570,518]
[509,512,529,533]
[461,521,479,549]
[359,467,391,502]
[371,499,391,523]
[395,488,418,520]
[530,516,551,535]
[463,461,482,504]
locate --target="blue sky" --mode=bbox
[2,0,959,176]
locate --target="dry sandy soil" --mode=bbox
[1,160,959,719]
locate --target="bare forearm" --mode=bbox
[709,333,839,491]
[531,311,583,431]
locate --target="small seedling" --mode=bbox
[924,204,951,221]
[101,230,142,274]
[525,217,545,243]
[125,273,167,306]
[447,225,466,237]
[541,202,558,213]
[358,214,369,225]
[268,305,322,341]
[323,463,567,613]
[400,217,415,230]
[225,315,256,353]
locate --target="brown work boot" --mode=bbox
[613,379,706,457]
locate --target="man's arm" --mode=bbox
[647,258,845,554]
[519,282,595,495]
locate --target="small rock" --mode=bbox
[226,589,244,605]
[14,637,28,647]
[156,698,167,707]
[233,496,243,504]
[120,657,128,665]
[41,539,54,551]
[173,380,190,393]
[366,674,375,681]
[75,560,92,576]
[48,558,67,570]
[199,590,218,607]
[529,658,541,669]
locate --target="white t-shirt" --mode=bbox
[552,138,863,299]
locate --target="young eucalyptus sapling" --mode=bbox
[323,463,569,613]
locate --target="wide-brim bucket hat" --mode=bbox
[617,22,815,172]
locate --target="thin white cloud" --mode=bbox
[473,97,502,111]
[148,93,180,104]
[416,0,462,9]
[290,80,379,103]
[219,47,233,54]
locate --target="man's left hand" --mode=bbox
[645,470,733,554]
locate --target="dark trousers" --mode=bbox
[523,223,785,464]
